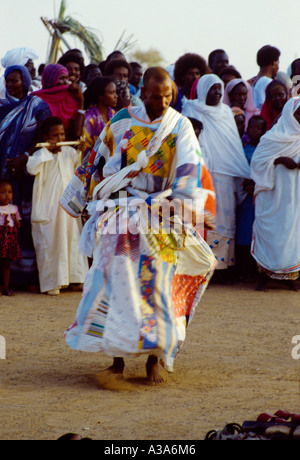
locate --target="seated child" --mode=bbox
[26,117,89,295]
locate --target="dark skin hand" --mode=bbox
[274,156,299,169]
[242,178,255,196]
[68,82,84,140]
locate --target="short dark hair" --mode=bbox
[142,67,171,88]
[290,58,300,79]
[256,45,280,67]
[81,64,102,83]
[188,117,203,134]
[219,65,242,79]
[208,49,226,68]
[104,59,132,78]
[0,177,13,188]
[106,50,125,62]
[174,53,210,87]
[130,61,142,71]
[41,116,64,136]
[247,115,267,132]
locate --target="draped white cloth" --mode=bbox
[182,75,250,267]
[250,97,300,274]
[27,147,89,292]
[223,78,260,128]
[182,74,250,179]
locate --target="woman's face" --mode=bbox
[206,83,222,106]
[65,61,81,83]
[293,106,300,124]
[57,73,69,86]
[100,82,118,108]
[269,85,287,111]
[229,83,248,109]
[5,70,24,99]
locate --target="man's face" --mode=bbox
[130,66,143,88]
[113,66,129,82]
[212,52,229,74]
[142,78,173,121]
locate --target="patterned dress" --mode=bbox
[64,105,216,372]
[0,204,22,260]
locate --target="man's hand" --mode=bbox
[7,155,28,180]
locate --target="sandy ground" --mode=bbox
[0,277,299,441]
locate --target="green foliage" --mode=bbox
[130,48,165,68]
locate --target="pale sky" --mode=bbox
[1,0,299,79]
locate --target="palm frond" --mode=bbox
[56,16,103,63]
[114,30,137,55]
[58,0,67,20]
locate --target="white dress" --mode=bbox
[27,147,89,292]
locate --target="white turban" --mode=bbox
[1,47,39,68]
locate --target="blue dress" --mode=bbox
[236,143,256,245]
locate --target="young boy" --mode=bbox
[26,117,89,295]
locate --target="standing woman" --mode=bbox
[182,74,250,282]
[250,97,300,291]
[31,63,84,141]
[223,78,259,129]
[260,79,289,130]
[0,65,51,288]
[82,77,117,159]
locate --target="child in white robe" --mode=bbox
[27,117,89,295]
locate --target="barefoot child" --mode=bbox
[26,117,89,295]
[0,179,22,295]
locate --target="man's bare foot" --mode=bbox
[146,355,165,384]
[107,357,125,374]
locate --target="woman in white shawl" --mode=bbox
[223,78,260,130]
[250,97,300,291]
[182,74,250,281]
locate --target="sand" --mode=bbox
[0,278,299,441]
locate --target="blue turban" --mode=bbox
[4,65,32,94]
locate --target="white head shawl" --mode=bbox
[1,47,39,68]
[251,97,300,193]
[0,47,39,99]
[223,78,259,128]
[182,74,250,178]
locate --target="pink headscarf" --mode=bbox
[223,78,259,128]
[31,64,79,130]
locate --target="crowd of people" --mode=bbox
[0,43,299,381]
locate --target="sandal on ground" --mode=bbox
[47,289,60,296]
[3,290,15,296]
